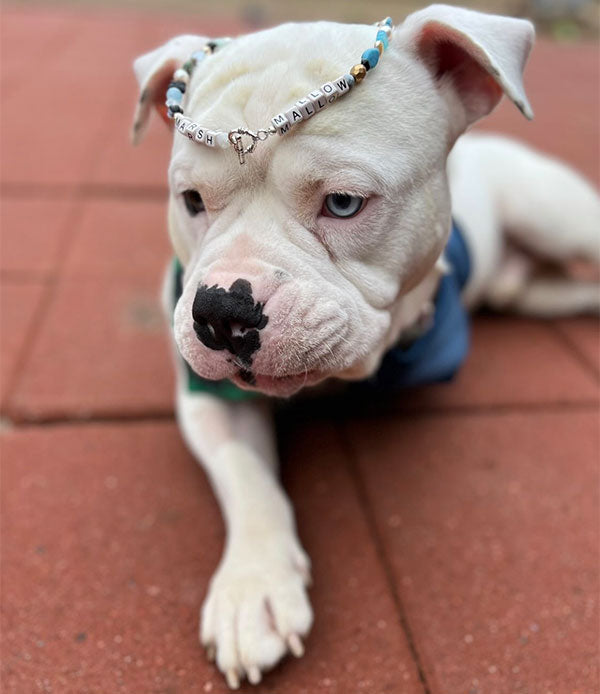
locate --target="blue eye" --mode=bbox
[322,193,365,218]
[182,190,205,216]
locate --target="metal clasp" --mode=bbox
[228,128,259,165]
[227,127,273,165]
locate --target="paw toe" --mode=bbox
[269,582,313,639]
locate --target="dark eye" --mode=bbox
[182,189,205,216]
[322,193,366,219]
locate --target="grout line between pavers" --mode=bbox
[335,423,433,694]
[362,398,600,423]
[4,398,598,432]
[0,270,54,283]
[276,398,600,429]
[1,181,168,201]
[2,408,175,431]
[549,322,600,383]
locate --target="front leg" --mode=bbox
[177,385,312,689]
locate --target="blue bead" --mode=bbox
[345,73,355,88]
[361,48,380,70]
[376,30,389,49]
[385,17,393,27]
[191,50,206,63]
[166,87,183,103]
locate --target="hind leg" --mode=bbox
[501,277,599,317]
[485,246,600,317]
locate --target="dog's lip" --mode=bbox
[231,369,326,393]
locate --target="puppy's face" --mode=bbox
[169,23,454,396]
[132,11,533,397]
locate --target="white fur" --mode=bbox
[135,6,600,688]
[448,133,600,311]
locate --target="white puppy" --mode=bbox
[132,6,599,688]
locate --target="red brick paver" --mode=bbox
[348,410,599,693]
[402,316,599,412]
[0,198,76,277]
[8,275,174,421]
[1,420,423,694]
[0,282,46,405]
[555,317,600,376]
[1,5,598,694]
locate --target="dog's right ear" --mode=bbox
[397,5,534,134]
[131,35,209,145]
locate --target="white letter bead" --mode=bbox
[185,122,199,139]
[271,113,288,128]
[320,82,338,103]
[176,117,191,134]
[277,121,291,136]
[308,90,327,111]
[333,75,351,95]
[284,106,303,126]
[271,112,291,135]
[295,97,316,119]
[204,131,216,147]
[194,127,205,143]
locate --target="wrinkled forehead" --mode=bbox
[187,22,376,126]
[170,21,449,185]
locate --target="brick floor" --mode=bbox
[1,5,598,694]
[347,410,599,693]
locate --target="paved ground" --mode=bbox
[1,5,599,694]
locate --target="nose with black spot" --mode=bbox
[192,279,268,367]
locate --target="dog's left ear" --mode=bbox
[397,4,534,132]
[131,35,209,145]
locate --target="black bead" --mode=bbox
[168,80,186,93]
[361,59,372,71]
[168,104,183,116]
[206,40,218,52]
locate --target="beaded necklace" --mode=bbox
[165,17,394,164]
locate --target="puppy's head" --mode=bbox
[133,5,533,397]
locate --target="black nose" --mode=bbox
[192,279,268,366]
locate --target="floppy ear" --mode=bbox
[397,4,534,130]
[131,35,209,145]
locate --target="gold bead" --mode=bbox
[350,63,367,83]
[375,40,384,56]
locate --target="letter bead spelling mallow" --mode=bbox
[167,17,394,164]
[284,106,304,126]
[320,82,338,103]
[308,90,327,111]
[271,113,290,135]
[296,98,316,119]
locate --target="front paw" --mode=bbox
[200,537,313,688]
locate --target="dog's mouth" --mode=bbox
[229,369,326,396]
